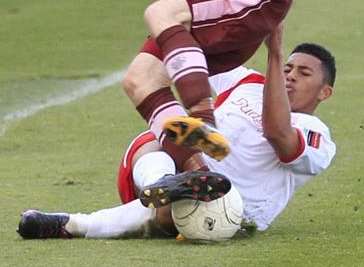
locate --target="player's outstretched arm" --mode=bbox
[262,24,300,161]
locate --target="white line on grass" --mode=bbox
[0,70,125,136]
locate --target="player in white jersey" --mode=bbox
[204,65,335,230]
[17,25,336,239]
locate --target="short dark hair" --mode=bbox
[291,43,336,86]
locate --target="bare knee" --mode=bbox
[144,0,191,36]
[144,1,157,19]
[121,58,153,106]
[144,2,165,27]
[122,53,170,106]
[121,69,141,101]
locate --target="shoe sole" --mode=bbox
[139,171,231,208]
[163,116,230,161]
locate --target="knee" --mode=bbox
[121,68,141,98]
[144,2,163,25]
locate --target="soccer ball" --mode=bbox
[171,185,244,241]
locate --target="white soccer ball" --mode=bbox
[171,185,244,241]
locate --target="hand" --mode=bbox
[265,22,284,56]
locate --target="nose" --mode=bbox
[286,69,297,82]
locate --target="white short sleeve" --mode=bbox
[282,113,336,175]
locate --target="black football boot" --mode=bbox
[17,210,72,239]
[139,170,231,208]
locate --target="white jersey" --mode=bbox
[205,66,336,231]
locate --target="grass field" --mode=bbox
[1,1,363,266]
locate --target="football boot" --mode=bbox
[139,170,231,208]
[17,210,72,239]
[163,116,230,161]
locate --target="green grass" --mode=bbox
[0,0,147,81]
[1,0,364,266]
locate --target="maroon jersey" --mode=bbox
[187,0,292,75]
[141,0,292,76]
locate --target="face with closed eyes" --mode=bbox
[284,52,332,114]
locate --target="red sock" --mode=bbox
[189,97,215,125]
[162,138,208,172]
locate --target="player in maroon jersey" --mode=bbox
[123,0,292,177]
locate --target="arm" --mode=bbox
[262,24,302,162]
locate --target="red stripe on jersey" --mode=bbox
[214,73,265,109]
[279,128,306,163]
[117,131,156,203]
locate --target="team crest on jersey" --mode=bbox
[307,130,321,149]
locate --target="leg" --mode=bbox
[144,0,216,126]
[77,139,178,237]
[122,52,170,106]
[17,199,161,239]
[17,135,229,239]
[117,130,208,206]
[17,141,178,239]
[123,40,229,162]
[122,45,211,170]
[144,0,192,37]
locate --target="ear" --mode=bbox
[318,85,333,101]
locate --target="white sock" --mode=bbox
[65,213,90,237]
[65,199,156,239]
[65,151,176,238]
[133,151,176,188]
